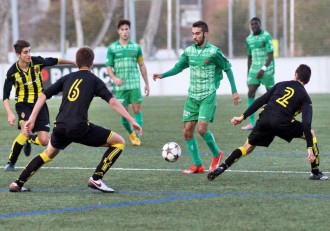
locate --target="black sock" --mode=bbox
[15,155,46,187]
[92,146,123,180]
[223,148,243,169]
[311,142,320,174]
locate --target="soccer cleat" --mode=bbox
[4,163,15,171]
[87,177,114,193]
[182,165,205,174]
[9,182,30,192]
[209,150,224,171]
[309,172,329,180]
[241,123,254,130]
[23,141,32,157]
[207,166,226,181]
[129,132,141,146]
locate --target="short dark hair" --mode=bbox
[76,47,94,68]
[250,17,261,24]
[117,19,131,29]
[295,64,311,84]
[192,21,209,33]
[14,40,30,54]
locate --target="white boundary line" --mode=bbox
[1,166,328,174]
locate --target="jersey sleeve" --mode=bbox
[265,34,274,53]
[3,69,15,100]
[33,56,59,68]
[246,38,252,56]
[95,77,113,102]
[162,52,189,78]
[43,76,66,99]
[136,46,143,63]
[301,99,313,148]
[105,46,114,67]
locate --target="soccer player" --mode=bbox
[241,17,275,130]
[9,47,142,193]
[153,21,241,174]
[208,64,328,181]
[105,19,149,146]
[3,40,76,171]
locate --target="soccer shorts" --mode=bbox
[15,102,50,133]
[50,122,113,150]
[182,92,216,123]
[115,89,142,107]
[248,112,304,147]
[247,71,275,89]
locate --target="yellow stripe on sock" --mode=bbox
[112,143,125,150]
[238,146,247,156]
[313,137,317,144]
[101,147,122,171]
[40,152,52,163]
[17,133,29,145]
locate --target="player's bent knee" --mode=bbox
[112,143,125,150]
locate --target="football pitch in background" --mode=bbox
[1,95,330,230]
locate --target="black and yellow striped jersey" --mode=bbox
[3,56,59,103]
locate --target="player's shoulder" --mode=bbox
[6,63,18,76]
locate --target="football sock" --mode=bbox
[248,97,256,126]
[186,137,202,166]
[120,117,133,134]
[8,133,28,165]
[92,144,124,180]
[134,112,143,138]
[223,147,247,168]
[202,130,220,157]
[311,137,320,174]
[28,134,41,145]
[15,152,52,187]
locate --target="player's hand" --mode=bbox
[24,120,35,135]
[257,70,264,79]
[132,122,142,137]
[232,92,241,106]
[231,116,244,125]
[145,85,150,96]
[7,113,16,126]
[307,149,315,163]
[113,77,123,86]
[153,74,162,81]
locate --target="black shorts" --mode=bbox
[50,122,113,150]
[15,102,50,133]
[248,112,304,147]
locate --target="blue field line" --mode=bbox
[1,191,330,219]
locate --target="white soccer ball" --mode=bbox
[162,142,181,162]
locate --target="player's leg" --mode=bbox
[208,142,255,181]
[9,144,60,192]
[82,124,125,192]
[309,130,328,180]
[130,89,144,145]
[198,93,223,171]
[5,120,30,171]
[241,84,259,130]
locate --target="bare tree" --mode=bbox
[0,0,11,63]
[139,0,162,58]
[90,0,118,49]
[73,0,84,47]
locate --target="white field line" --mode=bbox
[1,166,328,174]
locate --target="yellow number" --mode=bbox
[68,79,83,101]
[276,87,294,107]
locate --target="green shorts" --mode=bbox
[247,71,275,89]
[183,93,216,123]
[115,89,143,106]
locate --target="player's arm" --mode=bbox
[3,76,15,126]
[153,52,189,81]
[109,97,142,136]
[58,58,76,66]
[106,66,122,86]
[137,57,150,96]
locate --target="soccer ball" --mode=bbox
[162,142,181,162]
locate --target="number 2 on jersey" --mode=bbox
[276,87,294,107]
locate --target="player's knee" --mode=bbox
[197,127,207,136]
[38,136,49,146]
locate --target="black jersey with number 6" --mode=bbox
[43,70,113,130]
